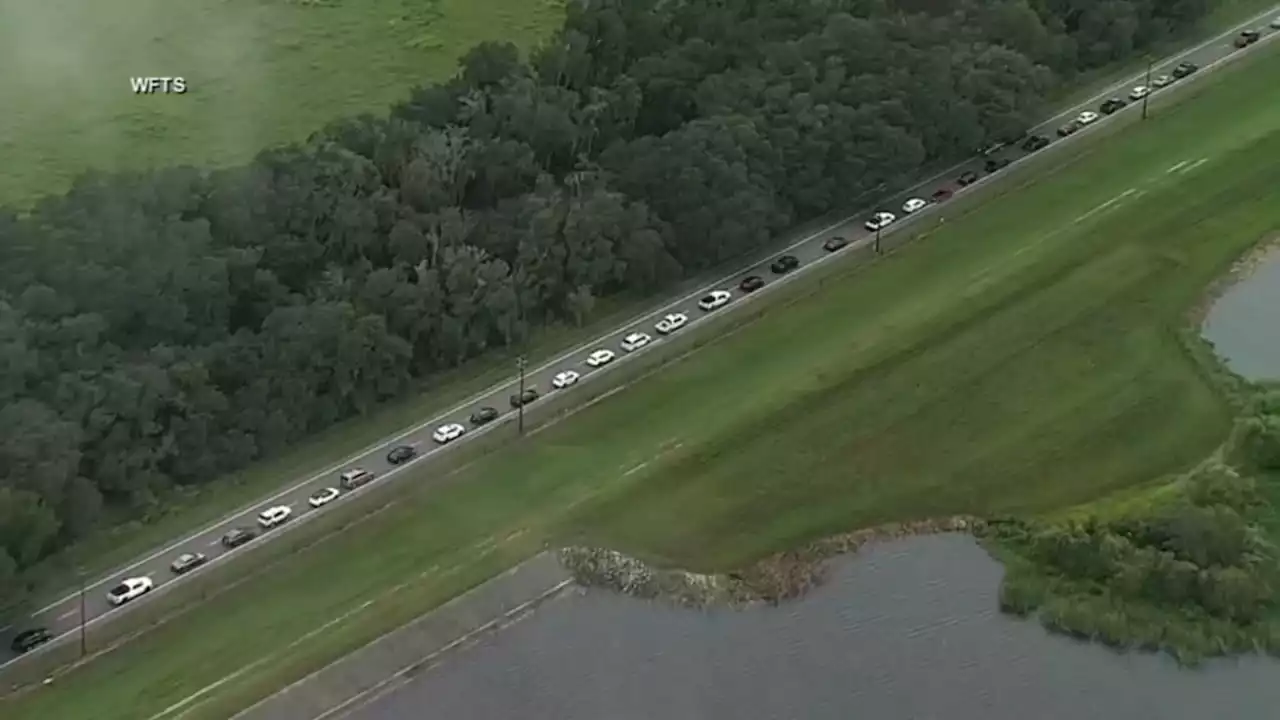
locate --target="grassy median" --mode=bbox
[6,40,1280,720]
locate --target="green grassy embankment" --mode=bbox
[0,0,564,207]
[5,35,1279,720]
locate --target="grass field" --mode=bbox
[6,36,1279,720]
[0,0,564,207]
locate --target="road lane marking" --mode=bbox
[1182,157,1209,173]
[1167,160,1189,173]
[9,4,1279,673]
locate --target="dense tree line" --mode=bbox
[988,460,1280,664]
[0,0,1214,615]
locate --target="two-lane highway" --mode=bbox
[4,6,1278,669]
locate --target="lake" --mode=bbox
[348,534,1280,720]
[1202,246,1280,381]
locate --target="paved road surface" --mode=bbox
[2,6,1277,669]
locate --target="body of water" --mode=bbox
[1202,247,1280,380]
[348,534,1280,720]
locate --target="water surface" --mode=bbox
[353,535,1280,720]
[1203,247,1280,380]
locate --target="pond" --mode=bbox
[1202,246,1280,381]
[349,534,1280,720]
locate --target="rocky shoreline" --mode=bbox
[558,515,983,608]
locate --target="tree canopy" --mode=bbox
[0,0,1213,616]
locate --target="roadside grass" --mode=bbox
[22,0,1279,608]
[0,0,565,207]
[4,36,1279,720]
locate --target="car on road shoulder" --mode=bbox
[1099,98,1126,115]
[169,552,207,575]
[432,422,466,444]
[339,467,375,490]
[257,505,293,529]
[1076,110,1100,125]
[1021,134,1050,152]
[586,349,615,367]
[309,487,341,509]
[697,290,732,311]
[509,387,539,407]
[386,445,416,465]
[1129,85,1150,100]
[222,527,257,548]
[552,370,581,389]
[107,576,153,606]
[769,255,800,274]
[620,332,652,352]
[655,312,688,334]
[822,236,848,252]
[957,170,980,186]
[10,628,54,654]
[739,275,765,292]
[901,197,927,214]
[470,406,500,425]
[1172,61,1198,78]
[863,211,896,231]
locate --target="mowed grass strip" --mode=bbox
[0,0,564,206]
[7,45,1280,720]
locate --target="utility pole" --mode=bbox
[78,568,87,658]
[1141,57,1153,121]
[874,213,884,255]
[516,355,527,435]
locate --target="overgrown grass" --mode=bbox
[5,36,1278,720]
[0,0,565,206]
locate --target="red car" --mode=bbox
[931,188,953,202]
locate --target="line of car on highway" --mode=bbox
[11,21,1280,658]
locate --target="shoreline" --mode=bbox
[559,515,984,608]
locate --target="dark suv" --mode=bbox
[10,627,54,654]
[509,388,539,408]
[1099,98,1127,115]
[769,255,799,274]
[822,236,848,252]
[1171,61,1198,79]
[739,275,765,293]
[1021,134,1050,152]
[221,527,257,549]
[470,406,500,425]
[983,157,1011,173]
[386,445,416,464]
[957,170,979,186]
[1234,30,1261,47]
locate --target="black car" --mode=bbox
[1099,98,1126,115]
[739,275,765,293]
[1057,121,1081,137]
[1021,134,1049,152]
[509,387,539,408]
[386,444,416,464]
[169,552,208,575]
[957,170,979,186]
[983,157,1011,173]
[470,406,500,425]
[221,527,257,549]
[769,255,799,274]
[822,236,848,252]
[1234,30,1261,47]
[1171,61,1198,78]
[10,627,54,654]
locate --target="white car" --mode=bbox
[308,487,340,509]
[1271,16,1280,28]
[1152,74,1172,88]
[1076,110,1099,125]
[620,332,652,352]
[901,198,927,214]
[258,505,293,529]
[864,211,896,231]
[552,370,581,389]
[697,290,732,312]
[655,312,688,334]
[1129,85,1149,100]
[432,422,466,444]
[106,576,153,606]
[586,349,615,367]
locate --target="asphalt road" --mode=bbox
[3,6,1278,669]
